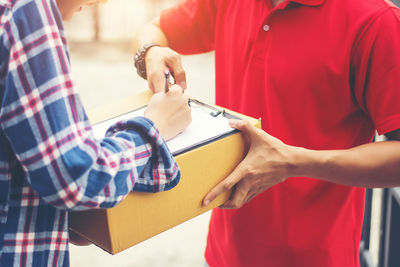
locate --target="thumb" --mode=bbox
[229,119,257,136]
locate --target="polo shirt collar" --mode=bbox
[262,0,325,7]
[290,0,326,7]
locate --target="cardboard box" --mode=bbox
[68,90,260,254]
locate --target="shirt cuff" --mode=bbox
[105,116,180,193]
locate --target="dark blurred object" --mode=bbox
[69,229,92,246]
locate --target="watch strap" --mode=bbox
[134,43,159,80]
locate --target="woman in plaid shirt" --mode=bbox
[0,0,191,266]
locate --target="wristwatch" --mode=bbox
[134,43,159,80]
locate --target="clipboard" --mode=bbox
[92,99,241,156]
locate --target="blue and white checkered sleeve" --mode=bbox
[0,0,180,210]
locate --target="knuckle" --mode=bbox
[248,169,258,179]
[169,84,180,91]
[221,201,234,209]
[169,85,183,95]
[147,71,160,82]
[170,49,180,58]
[148,83,155,92]
[241,165,255,177]
[243,119,250,126]
[175,69,186,79]
[230,200,243,209]
[221,181,235,191]
[165,53,178,64]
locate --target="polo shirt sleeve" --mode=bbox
[351,6,400,135]
[160,0,217,54]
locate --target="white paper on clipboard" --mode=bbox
[92,99,240,156]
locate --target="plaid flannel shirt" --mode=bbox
[0,0,180,266]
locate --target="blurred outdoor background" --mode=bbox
[65,1,385,267]
[65,0,215,266]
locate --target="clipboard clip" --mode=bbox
[188,99,227,118]
[210,110,226,117]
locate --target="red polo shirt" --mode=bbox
[161,0,400,266]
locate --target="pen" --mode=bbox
[164,69,170,93]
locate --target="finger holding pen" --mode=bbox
[145,46,187,93]
[164,69,187,95]
[165,56,187,90]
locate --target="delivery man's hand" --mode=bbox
[203,119,292,209]
[144,84,191,141]
[145,46,187,93]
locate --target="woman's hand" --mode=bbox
[144,84,191,140]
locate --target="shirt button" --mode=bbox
[263,24,270,32]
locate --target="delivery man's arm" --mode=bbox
[133,17,187,93]
[203,120,400,209]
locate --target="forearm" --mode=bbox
[133,17,169,52]
[292,141,400,187]
[20,117,179,210]
[133,16,187,92]
[203,121,400,208]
